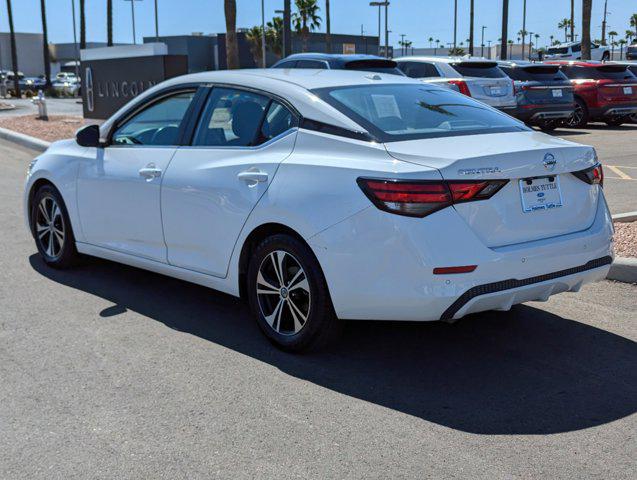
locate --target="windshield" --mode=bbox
[502,65,568,82]
[450,62,506,78]
[561,65,636,80]
[344,60,405,76]
[312,84,527,142]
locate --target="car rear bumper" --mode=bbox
[309,193,613,321]
[590,103,637,119]
[514,105,575,122]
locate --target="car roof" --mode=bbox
[99,68,422,138]
[544,60,606,67]
[393,56,495,64]
[283,53,389,62]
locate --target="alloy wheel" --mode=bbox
[567,103,584,127]
[256,250,311,335]
[35,195,65,259]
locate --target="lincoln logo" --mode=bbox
[85,67,94,112]
[543,153,557,171]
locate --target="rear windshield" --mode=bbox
[450,62,506,78]
[561,65,636,80]
[501,65,568,81]
[312,84,527,142]
[547,47,569,54]
[344,60,405,76]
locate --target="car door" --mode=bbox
[161,86,298,277]
[76,88,197,261]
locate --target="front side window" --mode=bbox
[313,84,527,142]
[111,91,195,146]
[193,88,294,147]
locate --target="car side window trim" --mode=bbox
[106,84,201,147]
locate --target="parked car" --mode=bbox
[24,69,613,351]
[544,42,610,61]
[394,56,517,112]
[546,60,637,127]
[272,53,404,75]
[20,75,47,94]
[497,61,575,130]
[52,72,81,97]
[610,61,637,122]
[4,71,24,96]
[626,44,637,61]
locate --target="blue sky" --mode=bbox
[1,1,635,48]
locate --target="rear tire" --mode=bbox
[566,98,589,128]
[539,121,557,131]
[247,234,340,352]
[30,184,79,269]
[605,117,625,127]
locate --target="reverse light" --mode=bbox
[447,79,472,97]
[357,178,508,218]
[572,163,603,186]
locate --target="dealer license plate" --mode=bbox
[519,176,563,212]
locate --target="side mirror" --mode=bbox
[76,124,101,147]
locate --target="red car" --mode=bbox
[545,61,637,127]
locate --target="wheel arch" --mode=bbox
[27,178,58,229]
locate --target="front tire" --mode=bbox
[30,184,79,268]
[247,234,340,352]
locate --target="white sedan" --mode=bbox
[24,69,613,351]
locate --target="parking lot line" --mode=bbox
[605,165,633,180]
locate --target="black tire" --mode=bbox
[566,98,589,128]
[605,118,624,127]
[30,184,79,269]
[539,121,557,131]
[247,234,340,352]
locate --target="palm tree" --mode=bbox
[79,0,86,50]
[550,34,554,46]
[469,0,475,55]
[293,0,321,53]
[5,0,20,97]
[224,0,239,69]
[435,39,440,55]
[107,0,113,46]
[39,0,51,90]
[500,0,509,60]
[608,30,618,57]
[266,16,284,58]
[325,0,331,53]
[631,14,637,38]
[626,30,635,44]
[581,0,592,60]
[619,39,627,59]
[428,37,434,49]
[558,18,571,42]
[245,26,264,66]
[570,0,575,41]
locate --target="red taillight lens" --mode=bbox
[357,178,508,218]
[572,163,603,187]
[447,79,471,97]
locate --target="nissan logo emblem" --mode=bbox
[543,153,557,171]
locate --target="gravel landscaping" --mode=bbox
[614,221,637,258]
[0,114,82,142]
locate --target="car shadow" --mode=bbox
[29,254,637,436]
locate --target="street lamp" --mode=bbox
[123,0,143,44]
[70,0,80,81]
[481,25,486,57]
[369,1,389,58]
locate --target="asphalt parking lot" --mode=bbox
[0,134,635,479]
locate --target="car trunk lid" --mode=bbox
[384,131,600,247]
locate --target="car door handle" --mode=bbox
[139,164,162,181]
[237,170,269,185]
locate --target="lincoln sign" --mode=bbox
[81,55,187,119]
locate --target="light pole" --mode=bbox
[521,0,526,61]
[154,0,159,42]
[71,0,80,80]
[261,0,266,67]
[453,0,458,49]
[369,2,389,57]
[487,39,492,59]
[123,0,142,44]
[481,25,486,57]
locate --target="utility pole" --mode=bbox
[481,25,486,57]
[521,0,526,61]
[469,0,474,55]
[154,0,159,42]
[71,0,80,80]
[570,0,575,42]
[384,2,389,58]
[601,0,608,45]
[261,0,266,67]
[500,0,509,60]
[453,0,458,49]
[284,0,292,57]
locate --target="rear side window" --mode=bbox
[273,60,297,68]
[450,62,506,78]
[296,60,328,69]
[111,91,195,146]
[261,101,297,140]
[547,47,569,54]
[193,88,270,147]
[399,61,440,78]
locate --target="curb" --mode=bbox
[607,257,637,284]
[0,127,50,152]
[612,211,637,223]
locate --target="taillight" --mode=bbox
[572,163,603,186]
[357,178,508,218]
[447,79,471,96]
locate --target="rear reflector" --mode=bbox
[572,163,603,186]
[357,178,508,218]
[433,265,478,275]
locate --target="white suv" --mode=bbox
[544,42,610,61]
[395,56,517,112]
